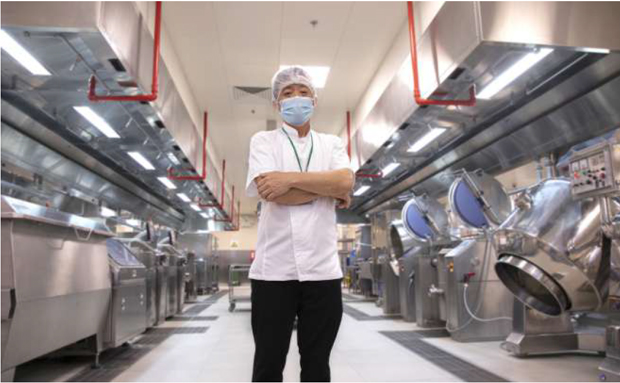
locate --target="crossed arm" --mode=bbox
[255,169,355,208]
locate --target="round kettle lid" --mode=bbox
[449,171,512,229]
[401,194,449,242]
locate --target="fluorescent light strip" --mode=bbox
[190,204,201,212]
[477,48,553,99]
[157,177,177,189]
[580,47,610,54]
[100,206,116,217]
[200,213,209,219]
[207,220,216,231]
[126,219,141,227]
[74,107,120,138]
[279,65,330,88]
[353,185,371,197]
[0,30,50,76]
[167,152,180,166]
[177,193,191,203]
[408,128,446,153]
[128,152,155,170]
[381,162,401,177]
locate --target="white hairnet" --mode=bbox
[271,66,316,102]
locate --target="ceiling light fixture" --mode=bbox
[157,176,177,189]
[579,47,610,54]
[477,48,553,99]
[74,107,120,138]
[100,206,116,217]
[353,185,371,197]
[177,193,191,203]
[407,128,446,153]
[128,152,155,170]
[200,213,209,219]
[126,218,141,227]
[167,152,180,166]
[190,204,201,212]
[207,220,216,231]
[0,29,50,76]
[279,65,330,88]
[382,162,401,177]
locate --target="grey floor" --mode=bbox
[15,288,606,382]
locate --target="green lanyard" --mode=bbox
[281,127,313,172]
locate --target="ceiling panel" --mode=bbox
[161,2,407,214]
[215,2,282,66]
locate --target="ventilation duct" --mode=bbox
[347,2,620,213]
[1,2,233,226]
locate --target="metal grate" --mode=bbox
[69,327,210,381]
[68,346,152,382]
[141,327,209,335]
[385,329,451,339]
[66,290,230,382]
[381,331,509,382]
[179,290,228,316]
[342,304,401,321]
[342,293,378,303]
[168,315,219,322]
[181,305,210,315]
[232,86,271,102]
[69,367,127,382]
[132,326,208,346]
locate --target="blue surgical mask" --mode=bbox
[279,97,314,126]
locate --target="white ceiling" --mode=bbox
[162,2,406,214]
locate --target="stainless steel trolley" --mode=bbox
[228,264,251,312]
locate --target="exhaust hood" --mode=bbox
[347,1,620,213]
[1,2,234,229]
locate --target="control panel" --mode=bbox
[570,142,620,198]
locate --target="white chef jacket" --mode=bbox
[245,123,353,281]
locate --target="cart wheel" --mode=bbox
[229,303,236,312]
[599,373,607,382]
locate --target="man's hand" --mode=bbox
[336,193,351,209]
[256,172,293,201]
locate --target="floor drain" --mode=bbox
[381,331,509,382]
[343,304,401,321]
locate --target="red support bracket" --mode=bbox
[215,185,234,223]
[346,111,352,160]
[356,170,384,179]
[88,1,162,102]
[407,2,476,107]
[235,200,241,230]
[198,159,225,208]
[168,112,208,180]
[227,200,241,231]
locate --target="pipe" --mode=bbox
[406,2,476,107]
[547,153,557,179]
[199,159,226,208]
[535,159,544,182]
[236,200,241,231]
[215,185,235,223]
[346,111,352,160]
[88,1,162,102]
[356,170,384,179]
[221,159,226,209]
[168,112,208,180]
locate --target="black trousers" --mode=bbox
[251,279,343,382]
